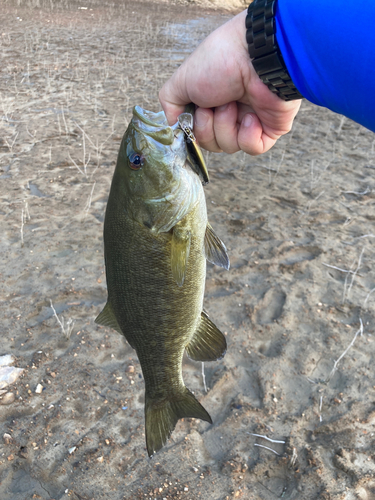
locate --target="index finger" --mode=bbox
[159,69,191,125]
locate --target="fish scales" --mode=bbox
[104,197,207,393]
[96,106,229,457]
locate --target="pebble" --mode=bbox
[126,365,135,373]
[0,355,14,366]
[35,384,43,394]
[0,355,24,389]
[3,433,12,444]
[0,393,15,405]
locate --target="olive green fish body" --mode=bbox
[104,185,207,395]
[96,107,229,457]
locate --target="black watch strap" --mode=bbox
[246,0,303,101]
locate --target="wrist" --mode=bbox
[245,0,303,101]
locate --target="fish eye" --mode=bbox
[128,152,144,170]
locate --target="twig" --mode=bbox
[364,287,375,307]
[50,300,74,339]
[68,152,85,176]
[319,395,323,422]
[304,191,325,217]
[4,132,19,152]
[342,187,371,195]
[337,116,346,135]
[352,234,375,240]
[248,433,285,444]
[83,181,96,218]
[254,443,281,456]
[344,248,364,301]
[20,209,25,247]
[322,263,359,275]
[201,362,207,393]
[325,319,364,383]
[61,107,69,135]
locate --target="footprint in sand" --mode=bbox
[254,288,286,325]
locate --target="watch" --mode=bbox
[246,0,303,101]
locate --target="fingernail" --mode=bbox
[216,103,229,113]
[243,114,253,128]
[195,112,209,129]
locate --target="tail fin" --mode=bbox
[145,387,212,458]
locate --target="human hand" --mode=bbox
[159,10,301,155]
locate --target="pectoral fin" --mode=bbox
[95,302,122,334]
[186,311,227,362]
[204,223,230,270]
[171,225,191,286]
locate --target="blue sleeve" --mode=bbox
[275,0,375,133]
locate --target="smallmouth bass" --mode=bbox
[96,106,229,457]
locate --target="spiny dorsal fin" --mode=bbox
[145,387,212,458]
[204,223,230,270]
[171,224,191,286]
[186,311,227,362]
[95,302,122,334]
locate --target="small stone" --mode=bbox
[0,355,15,367]
[50,372,56,378]
[125,365,135,374]
[97,456,104,462]
[0,365,24,388]
[0,392,15,405]
[3,433,12,444]
[7,454,14,461]
[35,384,43,394]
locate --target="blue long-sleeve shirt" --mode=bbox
[275,0,375,132]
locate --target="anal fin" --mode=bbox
[204,223,230,270]
[186,311,227,362]
[95,302,122,334]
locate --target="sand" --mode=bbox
[1,1,375,499]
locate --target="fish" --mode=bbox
[95,106,229,457]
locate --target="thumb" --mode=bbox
[159,67,191,126]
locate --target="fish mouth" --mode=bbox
[132,106,209,184]
[133,106,174,145]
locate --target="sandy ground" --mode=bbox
[1,1,375,499]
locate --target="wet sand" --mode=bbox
[1,1,375,499]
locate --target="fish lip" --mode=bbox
[132,106,175,145]
[133,105,168,127]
